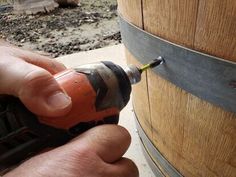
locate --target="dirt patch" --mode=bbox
[0,0,120,57]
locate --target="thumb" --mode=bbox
[70,125,132,163]
[0,56,72,117]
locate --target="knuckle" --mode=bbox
[23,69,51,86]
[88,125,132,149]
[110,125,131,146]
[19,69,53,95]
[102,125,131,140]
[117,125,131,140]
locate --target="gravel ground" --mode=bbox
[0,0,120,57]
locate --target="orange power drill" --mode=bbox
[0,59,162,170]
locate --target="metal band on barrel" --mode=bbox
[135,112,183,177]
[119,15,236,113]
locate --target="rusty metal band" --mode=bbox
[134,112,183,177]
[119,15,236,113]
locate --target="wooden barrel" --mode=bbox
[117,1,236,177]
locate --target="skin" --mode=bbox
[0,46,139,177]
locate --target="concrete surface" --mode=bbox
[57,44,155,177]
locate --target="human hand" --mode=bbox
[0,46,72,117]
[4,125,139,177]
[0,46,138,177]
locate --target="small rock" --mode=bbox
[73,45,79,50]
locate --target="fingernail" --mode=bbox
[47,92,71,109]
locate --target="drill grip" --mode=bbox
[0,95,119,172]
[0,61,132,171]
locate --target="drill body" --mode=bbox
[0,61,136,171]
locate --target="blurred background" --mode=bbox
[0,0,120,57]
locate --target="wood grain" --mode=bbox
[148,69,236,177]
[142,0,199,48]
[117,0,143,28]
[147,70,187,176]
[119,0,236,176]
[141,1,236,176]
[194,0,236,62]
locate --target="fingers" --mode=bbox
[107,157,139,177]
[61,125,137,177]
[69,125,131,163]
[0,56,72,117]
[4,125,137,177]
[8,46,66,74]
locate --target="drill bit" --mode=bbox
[125,57,164,85]
[140,57,164,73]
